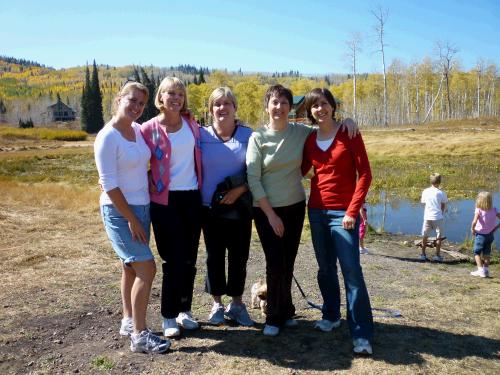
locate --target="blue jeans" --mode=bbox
[308,208,373,340]
[473,232,494,256]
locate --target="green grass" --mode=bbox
[0,126,87,141]
[0,152,97,185]
[91,356,115,370]
[369,154,500,202]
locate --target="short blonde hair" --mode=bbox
[430,173,441,185]
[208,86,238,115]
[111,81,149,115]
[476,191,493,210]
[154,77,187,112]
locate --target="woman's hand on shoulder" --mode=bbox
[341,118,360,139]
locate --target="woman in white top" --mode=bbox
[140,77,203,338]
[94,82,169,354]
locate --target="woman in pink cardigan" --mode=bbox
[140,77,202,338]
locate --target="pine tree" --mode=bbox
[198,69,205,84]
[0,99,6,114]
[137,67,158,123]
[80,65,91,131]
[80,61,104,133]
[89,60,104,133]
[133,66,141,82]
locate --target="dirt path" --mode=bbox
[0,201,499,374]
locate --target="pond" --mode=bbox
[368,192,500,249]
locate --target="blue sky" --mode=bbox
[1,0,499,74]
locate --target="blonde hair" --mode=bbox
[154,76,187,112]
[476,191,493,210]
[430,173,441,185]
[208,86,238,115]
[111,81,149,115]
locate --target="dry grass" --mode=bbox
[1,182,499,374]
[0,126,87,141]
[0,117,499,374]
[363,118,500,157]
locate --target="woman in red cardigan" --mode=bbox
[301,88,374,355]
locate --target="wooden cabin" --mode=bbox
[289,95,307,122]
[46,98,76,122]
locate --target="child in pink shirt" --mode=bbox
[470,191,500,278]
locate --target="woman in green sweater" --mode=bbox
[246,84,356,336]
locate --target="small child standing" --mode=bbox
[470,191,500,278]
[420,173,448,262]
[359,202,369,254]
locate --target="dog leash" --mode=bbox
[292,275,402,318]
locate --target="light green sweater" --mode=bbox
[246,122,313,207]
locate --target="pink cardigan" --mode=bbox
[140,115,202,205]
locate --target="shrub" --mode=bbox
[0,126,87,141]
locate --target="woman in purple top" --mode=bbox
[200,87,254,326]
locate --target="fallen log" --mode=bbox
[439,248,472,261]
[414,237,446,248]
[414,237,472,261]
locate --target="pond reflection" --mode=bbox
[368,192,500,248]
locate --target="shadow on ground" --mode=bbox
[182,320,500,372]
[374,253,465,265]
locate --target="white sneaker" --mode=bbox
[225,303,255,327]
[314,319,341,332]
[353,338,372,355]
[359,247,369,254]
[483,267,490,277]
[208,304,225,325]
[119,317,133,336]
[163,318,180,337]
[130,329,170,354]
[432,255,443,262]
[470,269,487,278]
[263,324,280,336]
[176,311,199,330]
[284,318,298,328]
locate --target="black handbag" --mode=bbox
[210,173,253,220]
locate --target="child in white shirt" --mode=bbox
[420,173,448,262]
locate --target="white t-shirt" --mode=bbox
[168,119,198,190]
[94,122,151,206]
[421,186,448,220]
[316,137,334,151]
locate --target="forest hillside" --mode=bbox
[0,56,498,128]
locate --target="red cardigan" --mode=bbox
[301,130,371,218]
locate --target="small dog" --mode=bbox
[250,279,267,316]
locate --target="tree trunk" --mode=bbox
[423,74,444,123]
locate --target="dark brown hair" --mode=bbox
[264,84,293,109]
[304,88,337,124]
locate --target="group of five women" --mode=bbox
[94,78,373,355]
